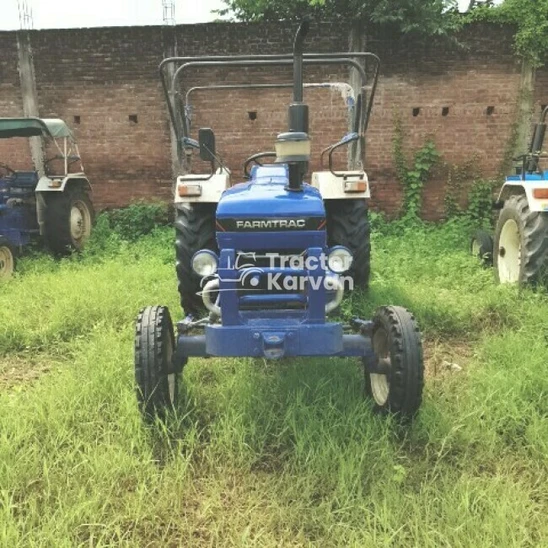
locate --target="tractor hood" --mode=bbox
[215,165,326,250]
[216,165,325,226]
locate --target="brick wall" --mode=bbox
[0,34,32,170]
[365,24,522,218]
[31,26,173,207]
[0,21,540,219]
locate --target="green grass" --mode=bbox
[0,220,547,546]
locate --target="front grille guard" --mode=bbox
[201,270,344,319]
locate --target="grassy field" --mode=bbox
[0,217,547,546]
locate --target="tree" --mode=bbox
[219,0,461,38]
[467,0,548,66]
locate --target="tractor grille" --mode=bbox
[234,250,307,307]
[235,250,305,269]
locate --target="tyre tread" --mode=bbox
[325,199,371,288]
[175,204,217,315]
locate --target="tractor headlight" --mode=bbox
[192,250,218,277]
[327,246,353,274]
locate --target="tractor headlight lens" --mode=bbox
[192,250,218,277]
[327,246,353,274]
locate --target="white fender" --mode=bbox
[36,173,91,193]
[497,180,548,213]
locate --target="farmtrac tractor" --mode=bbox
[0,118,94,278]
[135,21,424,421]
[471,106,548,284]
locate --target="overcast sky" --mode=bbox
[1,0,494,30]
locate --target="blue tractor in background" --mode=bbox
[135,21,424,421]
[0,117,94,278]
[471,106,548,284]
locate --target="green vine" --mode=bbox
[444,161,497,228]
[393,115,440,220]
[444,156,481,219]
[466,179,498,227]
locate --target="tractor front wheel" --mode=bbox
[0,236,16,279]
[494,194,548,285]
[43,187,94,255]
[135,305,179,419]
[364,306,424,420]
[325,199,371,289]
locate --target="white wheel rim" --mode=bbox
[498,219,521,283]
[371,328,390,406]
[70,200,91,243]
[166,334,176,404]
[471,239,481,257]
[0,246,14,279]
[168,373,176,403]
[371,373,390,406]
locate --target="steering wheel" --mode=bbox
[0,163,15,178]
[243,152,277,179]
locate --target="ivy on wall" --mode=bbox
[392,115,440,220]
[393,114,498,226]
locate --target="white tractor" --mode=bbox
[471,106,548,285]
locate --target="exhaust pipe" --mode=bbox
[289,19,310,134]
[292,18,309,104]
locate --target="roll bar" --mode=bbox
[159,52,380,169]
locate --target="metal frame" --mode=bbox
[45,136,85,177]
[0,118,85,177]
[159,52,380,170]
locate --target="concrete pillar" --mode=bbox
[512,59,536,163]
[16,30,44,177]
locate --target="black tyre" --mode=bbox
[0,236,16,279]
[43,186,94,254]
[470,229,493,266]
[175,204,217,316]
[494,194,548,285]
[364,306,424,420]
[325,199,371,288]
[135,305,179,419]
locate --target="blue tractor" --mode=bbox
[135,22,424,421]
[0,118,94,278]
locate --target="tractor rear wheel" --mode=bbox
[43,187,94,255]
[364,306,424,420]
[175,203,217,316]
[494,194,548,285]
[325,199,371,289]
[135,305,179,419]
[470,229,493,266]
[0,236,16,279]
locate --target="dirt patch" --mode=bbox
[423,337,474,378]
[0,355,57,389]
